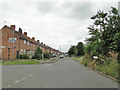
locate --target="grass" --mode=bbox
[81,56,119,80]
[0,60,2,65]
[72,57,83,60]
[2,60,40,65]
[94,62,119,79]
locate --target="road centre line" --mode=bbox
[7,85,12,88]
[14,80,21,83]
[5,74,32,88]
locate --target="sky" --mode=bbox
[0,0,119,52]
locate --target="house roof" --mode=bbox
[3,25,36,44]
[2,25,60,53]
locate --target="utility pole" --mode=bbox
[13,27,15,60]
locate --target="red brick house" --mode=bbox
[0,25,60,60]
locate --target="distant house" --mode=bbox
[0,25,60,60]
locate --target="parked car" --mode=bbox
[52,54,57,57]
[60,54,64,58]
[65,54,68,57]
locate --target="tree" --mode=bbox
[86,7,120,57]
[68,46,78,56]
[44,52,52,59]
[76,42,84,56]
[34,46,42,60]
[19,28,22,34]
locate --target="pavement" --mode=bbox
[2,57,118,88]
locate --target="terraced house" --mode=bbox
[0,25,60,60]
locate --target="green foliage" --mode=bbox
[68,46,78,56]
[86,7,120,57]
[36,54,42,60]
[20,54,29,59]
[76,42,85,56]
[2,60,40,65]
[118,52,120,63]
[85,41,102,57]
[34,47,42,60]
[44,52,52,59]
[82,59,90,66]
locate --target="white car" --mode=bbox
[60,54,64,58]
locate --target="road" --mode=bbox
[2,57,118,88]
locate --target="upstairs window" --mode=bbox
[24,40,26,44]
[31,43,33,46]
[28,41,29,45]
[9,38,17,43]
[21,49,23,54]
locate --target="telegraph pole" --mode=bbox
[13,27,15,60]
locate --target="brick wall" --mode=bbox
[0,25,60,60]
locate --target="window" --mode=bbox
[24,50,26,54]
[24,40,26,44]
[0,50,2,55]
[31,43,32,46]
[28,41,29,45]
[9,38,17,43]
[21,49,23,54]
[33,44,35,47]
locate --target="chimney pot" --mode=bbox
[32,37,35,41]
[24,32,27,36]
[41,42,43,45]
[37,40,39,43]
[10,25,15,30]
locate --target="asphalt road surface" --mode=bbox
[2,57,118,88]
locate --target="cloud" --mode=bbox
[0,1,118,52]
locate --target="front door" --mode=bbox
[8,48,10,59]
[16,51,19,59]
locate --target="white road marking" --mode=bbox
[5,74,33,88]
[28,74,32,77]
[14,80,21,83]
[7,85,11,88]
[22,77,27,80]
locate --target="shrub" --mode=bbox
[20,54,29,59]
[31,55,36,59]
[44,52,52,59]
[118,52,120,63]
[33,47,43,60]
[36,54,42,60]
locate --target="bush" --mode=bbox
[44,52,52,59]
[36,54,42,60]
[118,52,120,63]
[33,47,43,60]
[20,54,29,59]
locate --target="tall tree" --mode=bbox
[86,7,120,56]
[76,42,84,56]
[68,46,78,56]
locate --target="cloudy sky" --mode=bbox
[0,0,119,52]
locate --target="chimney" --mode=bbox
[10,25,15,30]
[41,42,43,45]
[37,40,39,43]
[24,32,27,36]
[32,37,35,41]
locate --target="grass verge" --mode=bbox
[81,57,120,81]
[2,60,40,65]
[72,57,83,60]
